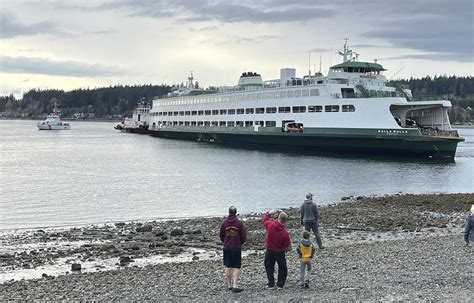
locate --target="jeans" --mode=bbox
[300,261,312,285]
[304,221,323,249]
[264,250,287,287]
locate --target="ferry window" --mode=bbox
[294,90,301,97]
[257,93,263,100]
[292,106,306,113]
[227,121,235,127]
[197,121,204,126]
[342,105,355,112]
[325,105,340,112]
[173,121,178,126]
[310,89,319,96]
[212,110,219,115]
[161,112,166,116]
[278,107,290,113]
[245,121,253,127]
[302,89,310,97]
[256,108,265,114]
[246,94,252,101]
[178,121,184,126]
[261,93,267,99]
[266,107,277,114]
[228,109,236,115]
[191,121,197,126]
[246,108,254,114]
[377,91,384,97]
[220,109,227,115]
[391,91,397,97]
[205,110,211,115]
[185,111,191,116]
[384,91,391,97]
[184,121,190,126]
[287,90,294,98]
[265,121,276,127]
[251,93,256,100]
[274,91,280,98]
[174,111,179,116]
[179,111,184,116]
[280,91,286,98]
[255,121,264,126]
[204,121,210,126]
[268,92,274,99]
[191,111,197,116]
[236,121,244,127]
[168,111,173,116]
[219,121,226,126]
[198,110,204,115]
[211,121,218,126]
[237,108,245,114]
[370,90,377,98]
[308,105,323,112]
[341,88,355,98]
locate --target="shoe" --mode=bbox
[266,285,274,290]
[232,288,243,293]
[228,287,233,290]
[277,286,283,290]
[304,282,309,288]
[299,284,305,289]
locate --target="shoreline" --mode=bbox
[1,193,473,300]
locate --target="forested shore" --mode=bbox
[0,76,473,123]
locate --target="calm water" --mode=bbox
[1,120,473,230]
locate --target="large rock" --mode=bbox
[170,229,184,237]
[71,263,81,271]
[136,225,153,232]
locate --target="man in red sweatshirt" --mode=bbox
[219,206,247,293]
[263,209,292,289]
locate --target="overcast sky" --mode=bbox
[0,0,473,97]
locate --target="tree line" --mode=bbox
[0,76,473,122]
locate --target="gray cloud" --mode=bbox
[0,12,66,39]
[88,0,337,23]
[0,55,125,77]
[357,0,473,62]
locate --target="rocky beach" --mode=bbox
[1,193,473,301]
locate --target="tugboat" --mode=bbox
[114,102,151,134]
[37,104,71,130]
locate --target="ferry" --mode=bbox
[37,104,71,130]
[147,41,464,159]
[114,102,151,134]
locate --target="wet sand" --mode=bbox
[1,193,473,301]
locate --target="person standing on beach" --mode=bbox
[300,192,324,249]
[296,230,316,288]
[464,204,474,247]
[263,210,292,289]
[219,206,247,293]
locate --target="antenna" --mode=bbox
[308,51,311,76]
[319,55,322,73]
[389,66,405,80]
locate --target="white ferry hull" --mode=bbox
[37,124,71,130]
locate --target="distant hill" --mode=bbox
[0,84,171,120]
[0,76,473,123]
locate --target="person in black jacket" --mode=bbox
[300,192,324,249]
[464,204,474,247]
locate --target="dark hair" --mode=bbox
[229,206,237,215]
[303,230,310,239]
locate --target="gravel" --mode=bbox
[0,193,472,301]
